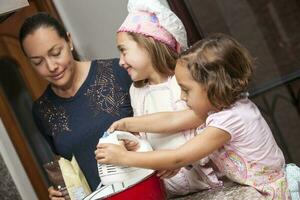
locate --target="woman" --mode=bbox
[19,12,133,199]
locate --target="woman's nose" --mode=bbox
[45,58,58,72]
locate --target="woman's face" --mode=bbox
[116,32,155,82]
[22,27,75,89]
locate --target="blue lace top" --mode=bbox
[32,59,133,190]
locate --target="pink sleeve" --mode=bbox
[206,110,245,142]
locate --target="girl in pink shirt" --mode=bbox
[96,33,290,199]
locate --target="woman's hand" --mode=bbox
[48,186,64,200]
[95,143,128,165]
[156,168,181,179]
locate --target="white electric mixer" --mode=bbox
[84,131,154,200]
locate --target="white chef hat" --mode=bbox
[118,0,188,53]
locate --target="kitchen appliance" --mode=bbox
[83,131,166,200]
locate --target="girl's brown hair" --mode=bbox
[179,33,253,109]
[127,32,178,87]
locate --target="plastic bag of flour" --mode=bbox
[44,156,91,200]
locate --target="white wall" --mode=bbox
[52,0,169,60]
[52,0,128,60]
[0,119,38,200]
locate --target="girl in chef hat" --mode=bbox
[96,0,221,197]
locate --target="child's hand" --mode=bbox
[156,168,181,179]
[120,139,140,151]
[108,118,139,135]
[95,143,127,165]
[107,119,127,133]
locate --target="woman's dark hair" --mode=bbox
[19,12,68,53]
[178,33,253,109]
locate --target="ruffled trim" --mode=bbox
[117,28,178,53]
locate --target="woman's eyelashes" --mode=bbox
[51,47,62,57]
[31,51,62,66]
[31,58,43,66]
[51,51,61,57]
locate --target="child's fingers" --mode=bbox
[156,170,166,177]
[107,119,126,132]
[107,123,117,133]
[157,170,172,178]
[94,149,103,159]
[123,140,136,146]
[94,149,109,163]
[95,145,110,159]
[108,120,123,133]
[123,139,139,151]
[96,143,109,148]
[118,140,125,146]
[157,169,180,179]
[159,171,171,179]
[168,168,180,178]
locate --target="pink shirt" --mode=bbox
[206,98,290,199]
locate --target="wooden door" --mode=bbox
[0,0,60,198]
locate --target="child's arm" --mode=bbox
[96,127,230,169]
[108,109,204,133]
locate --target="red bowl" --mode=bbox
[106,174,166,200]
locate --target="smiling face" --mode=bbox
[175,61,216,118]
[22,26,75,89]
[116,32,159,83]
